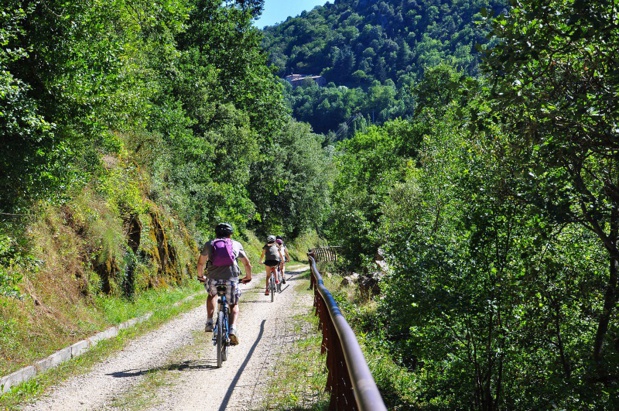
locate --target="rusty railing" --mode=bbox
[307,251,387,411]
[310,246,339,263]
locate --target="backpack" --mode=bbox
[265,244,280,261]
[210,238,235,266]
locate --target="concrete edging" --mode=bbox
[0,294,199,395]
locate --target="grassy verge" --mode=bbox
[0,281,204,410]
[258,271,330,411]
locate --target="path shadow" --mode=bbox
[106,359,218,377]
[107,319,267,386]
[218,319,266,411]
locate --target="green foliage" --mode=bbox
[0,3,55,212]
[325,118,419,268]
[378,100,615,407]
[483,0,619,384]
[249,120,333,238]
[328,43,619,407]
[0,234,27,299]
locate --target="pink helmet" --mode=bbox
[276,239,283,245]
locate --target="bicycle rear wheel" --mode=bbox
[270,275,275,302]
[216,311,224,368]
[222,312,229,362]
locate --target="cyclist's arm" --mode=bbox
[197,254,208,281]
[239,256,252,283]
[259,248,265,264]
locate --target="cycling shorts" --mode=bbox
[205,279,240,305]
[264,259,280,267]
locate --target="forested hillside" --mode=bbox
[262,0,507,136]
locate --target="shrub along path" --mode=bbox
[20,266,311,411]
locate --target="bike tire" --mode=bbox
[222,312,229,362]
[270,276,275,302]
[278,269,283,293]
[216,311,224,368]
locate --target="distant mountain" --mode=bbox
[261,0,508,136]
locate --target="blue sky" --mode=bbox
[254,0,330,28]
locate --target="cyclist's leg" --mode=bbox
[228,281,240,326]
[228,302,239,345]
[207,293,216,317]
[280,262,286,283]
[204,279,218,331]
[265,266,274,294]
[229,303,239,326]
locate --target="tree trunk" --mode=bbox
[593,205,619,369]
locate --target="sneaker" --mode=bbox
[229,327,239,345]
[265,288,270,296]
[282,277,286,284]
[205,320,214,332]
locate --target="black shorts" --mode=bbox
[264,259,280,267]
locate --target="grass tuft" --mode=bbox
[259,272,330,411]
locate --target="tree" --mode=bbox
[249,120,332,238]
[0,3,53,212]
[177,0,286,137]
[483,0,619,379]
[326,119,417,268]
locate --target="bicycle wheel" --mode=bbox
[222,311,229,362]
[270,275,275,302]
[216,311,224,368]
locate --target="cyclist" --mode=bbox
[259,235,283,296]
[276,236,290,284]
[197,223,252,345]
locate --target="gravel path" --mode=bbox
[21,266,311,411]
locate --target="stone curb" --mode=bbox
[0,293,199,395]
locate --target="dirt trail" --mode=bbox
[21,266,311,411]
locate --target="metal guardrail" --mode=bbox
[307,251,387,411]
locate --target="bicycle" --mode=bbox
[212,281,231,368]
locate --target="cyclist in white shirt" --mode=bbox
[276,236,290,283]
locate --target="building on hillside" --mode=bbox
[285,74,326,88]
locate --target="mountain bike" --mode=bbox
[212,282,231,368]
